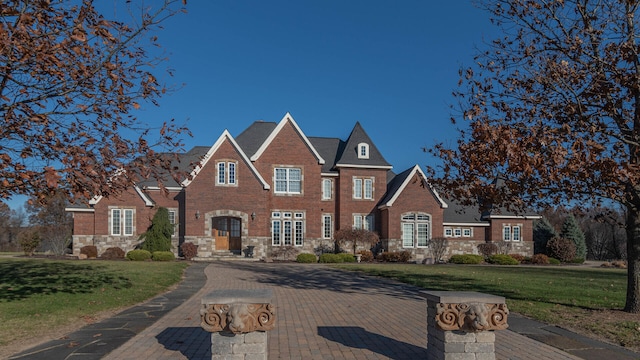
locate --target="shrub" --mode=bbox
[570,257,585,264]
[548,257,561,265]
[357,250,374,262]
[19,229,41,256]
[101,247,125,260]
[376,251,412,262]
[449,254,484,264]
[139,207,173,253]
[477,243,498,257]
[334,228,379,254]
[429,237,448,263]
[337,253,356,263]
[80,245,98,259]
[530,254,549,265]
[488,254,519,265]
[180,242,198,260]
[318,253,343,263]
[546,237,576,262]
[612,260,628,269]
[126,249,152,261]
[152,251,176,261]
[296,253,317,263]
[509,254,526,262]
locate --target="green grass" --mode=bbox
[335,263,639,350]
[0,258,188,347]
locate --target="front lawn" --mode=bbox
[0,257,188,351]
[335,263,639,351]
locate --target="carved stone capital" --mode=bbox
[200,302,276,334]
[435,302,509,332]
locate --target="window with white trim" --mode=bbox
[444,227,453,237]
[401,213,430,248]
[274,168,301,194]
[358,142,369,159]
[322,179,332,200]
[216,161,237,185]
[503,224,522,241]
[353,177,374,199]
[322,214,333,239]
[463,228,472,237]
[272,211,304,246]
[168,209,178,236]
[111,208,134,236]
[353,214,374,231]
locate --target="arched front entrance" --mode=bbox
[212,216,242,252]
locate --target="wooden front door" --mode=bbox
[213,217,242,251]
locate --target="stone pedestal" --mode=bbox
[201,289,276,360]
[421,291,509,360]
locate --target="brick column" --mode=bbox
[200,289,276,360]
[421,291,509,360]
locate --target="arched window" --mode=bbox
[401,213,431,248]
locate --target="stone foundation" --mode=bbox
[421,291,509,360]
[200,289,276,360]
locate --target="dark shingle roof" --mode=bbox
[308,137,345,174]
[379,167,413,206]
[335,122,391,168]
[235,121,278,158]
[443,197,484,223]
[137,146,209,188]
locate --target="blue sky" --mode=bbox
[7,1,500,210]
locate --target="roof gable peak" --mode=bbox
[250,113,325,164]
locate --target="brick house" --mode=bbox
[66,113,539,261]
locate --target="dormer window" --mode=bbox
[358,143,369,159]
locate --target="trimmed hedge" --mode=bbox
[152,251,176,261]
[338,253,357,263]
[488,254,519,265]
[296,253,317,263]
[126,249,152,261]
[357,250,374,262]
[318,253,343,263]
[449,254,484,264]
[377,251,412,263]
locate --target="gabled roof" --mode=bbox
[181,130,270,189]
[136,146,210,189]
[378,165,447,209]
[443,197,485,225]
[336,122,391,169]
[235,121,278,158]
[249,113,325,165]
[308,137,345,174]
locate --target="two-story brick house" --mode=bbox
[66,113,538,260]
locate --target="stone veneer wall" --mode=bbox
[384,238,533,262]
[73,235,180,257]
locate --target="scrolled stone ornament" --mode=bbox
[435,302,509,332]
[200,304,229,332]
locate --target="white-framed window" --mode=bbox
[353,177,374,199]
[402,223,414,247]
[454,228,462,237]
[353,214,374,231]
[402,213,431,248]
[463,228,472,237]
[274,167,301,194]
[322,179,332,200]
[111,208,134,236]
[358,142,369,159]
[216,161,237,185]
[322,214,333,239]
[503,224,522,241]
[168,209,178,236]
[353,178,362,199]
[272,211,304,246]
[444,227,453,237]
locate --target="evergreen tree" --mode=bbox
[533,217,557,255]
[560,214,587,260]
[139,207,174,253]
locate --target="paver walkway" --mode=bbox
[101,262,594,360]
